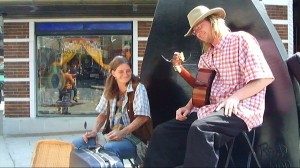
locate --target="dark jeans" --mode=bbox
[144,109,248,167]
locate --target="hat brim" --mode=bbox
[184,8,226,37]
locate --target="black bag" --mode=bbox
[69,148,124,168]
[287,53,300,82]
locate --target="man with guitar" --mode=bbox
[144,5,274,167]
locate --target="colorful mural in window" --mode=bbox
[37,34,132,116]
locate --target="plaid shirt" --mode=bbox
[192,31,274,130]
[95,81,151,129]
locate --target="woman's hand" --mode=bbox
[82,131,97,143]
[176,107,190,121]
[106,130,126,141]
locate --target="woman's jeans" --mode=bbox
[72,136,137,159]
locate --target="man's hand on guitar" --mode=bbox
[172,52,185,73]
[176,107,190,121]
[216,95,240,117]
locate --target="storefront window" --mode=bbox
[36,22,132,116]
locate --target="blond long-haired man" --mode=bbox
[144,5,274,167]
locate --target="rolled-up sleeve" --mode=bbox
[95,94,108,114]
[133,84,151,117]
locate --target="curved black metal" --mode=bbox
[140,0,299,167]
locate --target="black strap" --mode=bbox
[102,100,111,134]
[102,80,139,134]
[126,80,139,123]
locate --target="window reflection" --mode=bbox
[37,35,132,116]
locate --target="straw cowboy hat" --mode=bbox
[185,5,226,36]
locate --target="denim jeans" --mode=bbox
[72,136,137,159]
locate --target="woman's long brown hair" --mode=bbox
[103,56,138,99]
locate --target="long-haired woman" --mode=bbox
[72,56,151,161]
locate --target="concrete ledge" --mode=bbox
[3,117,96,136]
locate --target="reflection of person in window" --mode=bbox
[69,62,79,88]
[58,65,78,102]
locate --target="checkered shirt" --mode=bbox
[192,31,274,130]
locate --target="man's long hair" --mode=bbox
[202,15,231,53]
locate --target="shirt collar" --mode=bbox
[211,33,231,52]
[126,80,134,93]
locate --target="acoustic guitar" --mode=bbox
[168,52,216,107]
[192,68,216,107]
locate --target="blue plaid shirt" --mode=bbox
[95,81,151,129]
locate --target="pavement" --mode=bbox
[0,132,83,167]
[0,102,134,168]
[0,132,133,167]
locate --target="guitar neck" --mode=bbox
[177,65,196,87]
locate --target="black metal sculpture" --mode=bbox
[140,0,299,167]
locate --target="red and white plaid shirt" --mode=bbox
[192,31,274,130]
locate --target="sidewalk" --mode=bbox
[0,132,133,167]
[0,133,82,167]
[0,103,134,167]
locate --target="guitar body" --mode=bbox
[177,66,216,107]
[192,69,216,107]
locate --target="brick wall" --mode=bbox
[137,21,152,76]
[3,22,30,117]
[5,62,29,78]
[265,5,289,52]
[274,24,288,40]
[5,102,30,117]
[4,42,29,58]
[3,23,29,39]
[5,81,30,98]
[138,21,152,37]
[265,5,287,20]
[138,41,147,57]
[138,41,148,75]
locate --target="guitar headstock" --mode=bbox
[171,52,185,66]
